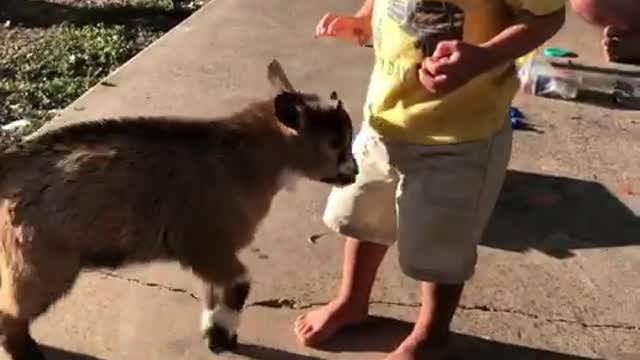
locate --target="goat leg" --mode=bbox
[198,261,250,353]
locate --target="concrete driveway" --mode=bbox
[22,0,640,359]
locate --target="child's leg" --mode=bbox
[386,282,464,360]
[385,121,512,360]
[295,126,399,346]
[294,238,388,345]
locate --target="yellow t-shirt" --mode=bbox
[365,0,565,144]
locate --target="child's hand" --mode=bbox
[418,40,495,95]
[315,13,371,46]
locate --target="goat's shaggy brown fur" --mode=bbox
[0,60,357,359]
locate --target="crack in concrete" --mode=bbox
[95,271,200,301]
[92,272,639,333]
[456,304,640,332]
[247,299,326,310]
[247,298,640,332]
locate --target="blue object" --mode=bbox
[510,106,525,129]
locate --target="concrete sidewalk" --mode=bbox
[27,1,640,359]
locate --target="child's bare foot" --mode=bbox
[384,333,448,360]
[294,299,368,346]
[603,26,640,64]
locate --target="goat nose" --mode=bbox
[338,157,358,175]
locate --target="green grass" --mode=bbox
[0,23,160,134]
[131,0,175,9]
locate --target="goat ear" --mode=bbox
[268,59,295,93]
[274,92,302,131]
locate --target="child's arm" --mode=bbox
[354,0,374,18]
[482,9,566,67]
[315,0,374,46]
[420,8,566,95]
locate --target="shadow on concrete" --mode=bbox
[573,90,635,110]
[40,345,105,360]
[482,170,639,259]
[315,316,597,360]
[235,344,325,360]
[42,343,326,360]
[512,120,545,134]
[542,89,640,111]
[0,0,194,32]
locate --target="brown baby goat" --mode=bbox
[0,60,357,360]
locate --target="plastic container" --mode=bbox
[518,55,640,106]
[518,55,581,100]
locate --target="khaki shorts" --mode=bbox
[323,121,513,283]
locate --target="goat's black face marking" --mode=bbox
[280,88,357,187]
[274,92,302,130]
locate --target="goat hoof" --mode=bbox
[205,324,238,353]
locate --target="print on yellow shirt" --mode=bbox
[364,0,565,145]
